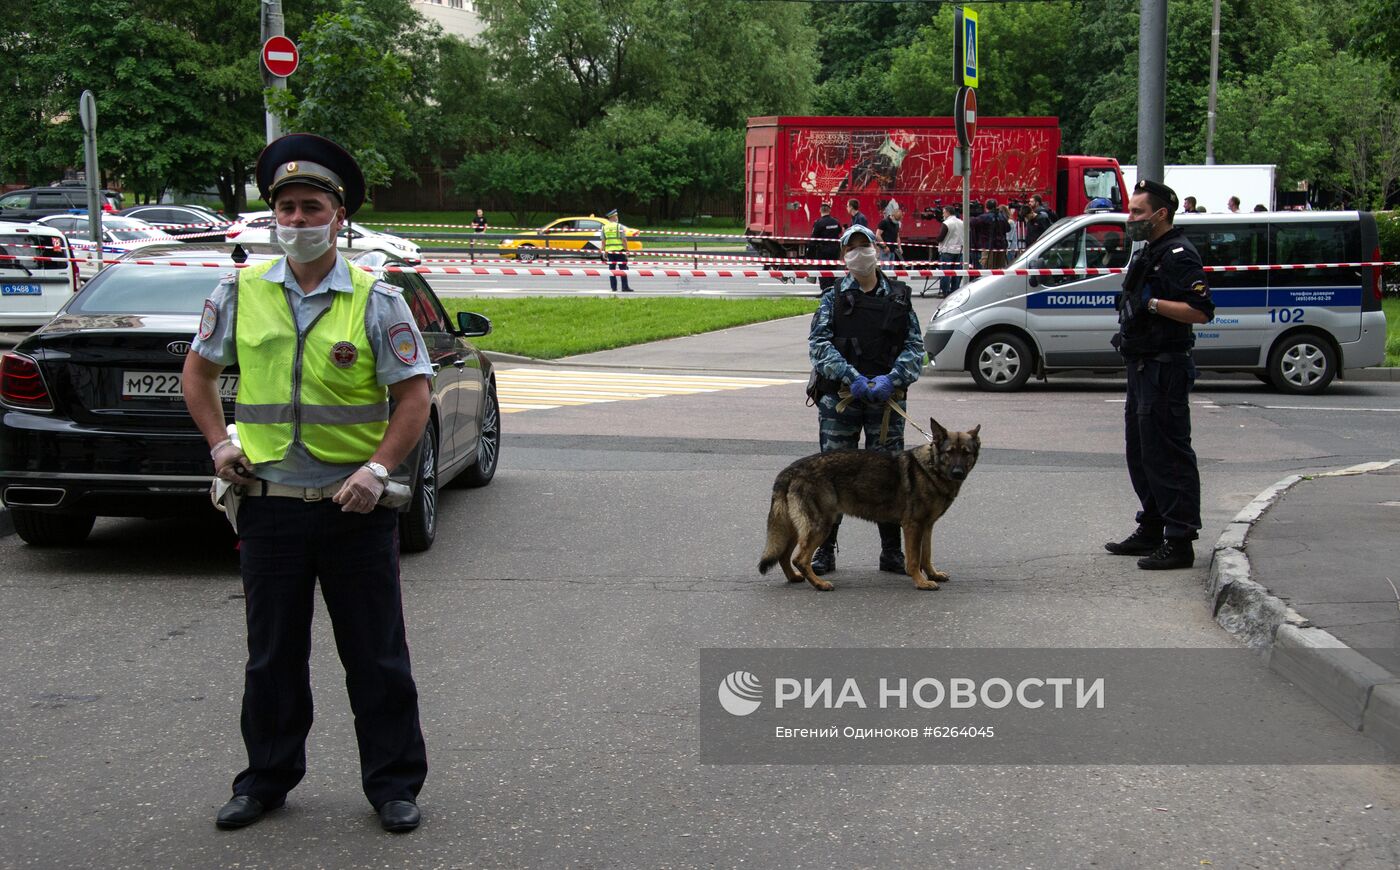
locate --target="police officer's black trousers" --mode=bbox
[1124,357,1202,541]
[606,252,630,292]
[232,497,427,809]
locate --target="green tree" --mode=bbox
[268,0,441,190]
[1215,42,1400,207]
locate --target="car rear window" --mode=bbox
[109,228,169,242]
[67,265,230,314]
[0,233,68,271]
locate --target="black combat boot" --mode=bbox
[877,522,905,573]
[811,518,840,576]
[1104,525,1164,556]
[1137,537,1195,570]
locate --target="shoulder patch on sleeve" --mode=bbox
[198,300,219,340]
[388,321,419,365]
[372,280,401,296]
[1190,280,1209,295]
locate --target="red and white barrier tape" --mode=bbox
[12,253,1397,279]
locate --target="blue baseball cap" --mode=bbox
[839,224,878,246]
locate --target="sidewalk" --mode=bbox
[1210,461,1400,756]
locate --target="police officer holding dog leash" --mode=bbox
[182,133,433,833]
[807,223,925,576]
[1104,179,1214,570]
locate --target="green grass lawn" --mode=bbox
[437,296,815,359]
[1385,297,1400,366]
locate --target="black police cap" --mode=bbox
[255,133,366,217]
[1133,178,1179,212]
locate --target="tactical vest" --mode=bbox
[233,259,389,465]
[816,278,912,394]
[1114,228,1197,358]
[602,221,627,253]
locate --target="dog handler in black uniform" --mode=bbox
[1105,179,1215,570]
[807,223,925,575]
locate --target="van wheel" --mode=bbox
[1268,333,1336,394]
[11,509,95,546]
[969,332,1033,391]
[399,418,438,553]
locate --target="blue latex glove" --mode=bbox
[847,377,872,402]
[869,374,895,404]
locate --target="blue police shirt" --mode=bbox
[191,255,435,486]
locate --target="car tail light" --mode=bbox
[1372,245,1383,302]
[0,352,55,411]
[102,201,116,213]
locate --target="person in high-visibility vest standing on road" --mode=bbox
[600,208,632,292]
[182,133,433,835]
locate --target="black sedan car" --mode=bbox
[118,204,231,242]
[0,243,500,552]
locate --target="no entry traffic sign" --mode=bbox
[262,36,299,78]
[955,86,978,148]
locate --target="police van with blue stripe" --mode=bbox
[923,211,1385,394]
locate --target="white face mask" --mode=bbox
[275,222,336,263]
[844,247,878,275]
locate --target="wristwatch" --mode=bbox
[364,461,389,482]
[1147,297,1160,314]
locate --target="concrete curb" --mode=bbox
[1207,459,1400,755]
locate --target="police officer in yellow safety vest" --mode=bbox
[181,134,433,835]
[599,207,632,292]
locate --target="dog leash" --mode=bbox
[832,386,934,445]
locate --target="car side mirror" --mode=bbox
[457,311,492,338]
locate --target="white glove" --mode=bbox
[211,440,256,485]
[332,466,385,514]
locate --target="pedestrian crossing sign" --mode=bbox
[962,8,979,88]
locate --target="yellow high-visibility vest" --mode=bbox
[233,259,388,464]
[601,221,627,253]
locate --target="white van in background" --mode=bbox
[0,220,79,329]
[923,211,1386,394]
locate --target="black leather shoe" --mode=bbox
[379,799,421,832]
[1137,538,1195,570]
[1105,526,1164,556]
[878,548,906,573]
[811,544,835,576]
[216,795,272,829]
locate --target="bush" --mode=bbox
[1377,211,1400,295]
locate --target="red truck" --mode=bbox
[744,115,1128,259]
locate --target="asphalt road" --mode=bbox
[2,316,1400,868]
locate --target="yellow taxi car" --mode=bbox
[498,216,642,261]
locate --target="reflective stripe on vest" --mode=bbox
[602,221,626,252]
[233,258,388,465]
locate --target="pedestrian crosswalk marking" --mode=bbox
[495,367,801,413]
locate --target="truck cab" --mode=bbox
[1057,156,1127,217]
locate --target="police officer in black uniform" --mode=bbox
[1105,179,1215,570]
[808,201,843,292]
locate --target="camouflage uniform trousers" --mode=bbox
[816,393,906,454]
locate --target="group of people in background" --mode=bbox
[809,194,1065,299]
[1181,194,1269,213]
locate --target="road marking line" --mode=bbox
[495,367,801,413]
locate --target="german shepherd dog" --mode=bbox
[758,418,981,591]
